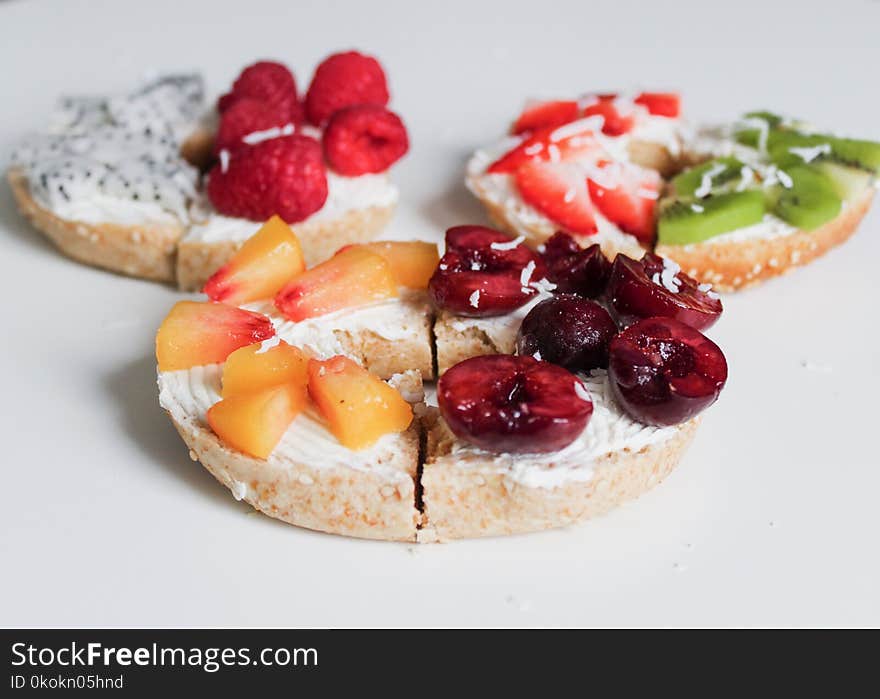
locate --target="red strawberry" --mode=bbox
[213,98,294,154]
[582,95,635,136]
[587,163,660,244]
[634,92,680,118]
[323,105,408,176]
[305,51,389,126]
[217,61,303,124]
[515,161,597,236]
[487,124,598,174]
[206,134,328,223]
[511,100,580,135]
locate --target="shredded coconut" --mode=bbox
[242,122,295,145]
[469,289,481,308]
[490,235,525,251]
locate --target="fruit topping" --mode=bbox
[587,161,661,244]
[487,123,598,174]
[428,225,547,317]
[437,355,593,454]
[341,241,439,289]
[275,246,398,321]
[767,165,841,231]
[213,98,295,154]
[512,100,580,135]
[582,95,635,136]
[308,356,412,450]
[608,317,727,426]
[516,295,617,372]
[670,157,746,198]
[323,104,409,175]
[633,92,681,118]
[605,253,723,330]
[206,134,328,223]
[207,383,307,459]
[657,190,766,245]
[217,60,303,125]
[540,232,611,298]
[221,340,309,399]
[515,160,598,235]
[156,301,275,371]
[203,215,306,305]
[305,51,390,126]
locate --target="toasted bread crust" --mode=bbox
[9,165,395,287]
[419,413,698,541]
[656,188,875,292]
[433,310,511,375]
[175,203,395,290]
[7,167,183,281]
[166,408,421,542]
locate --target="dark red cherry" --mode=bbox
[516,295,617,371]
[605,252,723,330]
[608,317,727,426]
[541,232,611,298]
[429,225,546,317]
[437,354,593,453]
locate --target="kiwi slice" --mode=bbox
[814,161,874,201]
[672,157,745,198]
[657,190,767,245]
[769,165,841,231]
[825,137,880,174]
[734,112,783,148]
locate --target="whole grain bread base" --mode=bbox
[655,188,876,292]
[175,202,395,290]
[419,412,698,541]
[166,403,422,542]
[8,167,184,282]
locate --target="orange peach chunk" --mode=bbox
[341,241,439,289]
[308,356,413,450]
[207,383,308,459]
[203,215,306,305]
[274,247,398,322]
[221,340,309,398]
[156,301,275,372]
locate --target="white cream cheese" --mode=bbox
[182,172,399,244]
[441,370,677,489]
[158,363,412,484]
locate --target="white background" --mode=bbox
[1,0,878,627]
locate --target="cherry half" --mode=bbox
[437,354,593,454]
[428,225,546,317]
[608,317,728,426]
[605,252,722,330]
[516,295,617,372]
[540,232,611,299]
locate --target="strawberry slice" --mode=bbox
[581,95,635,136]
[515,161,597,236]
[587,163,660,244]
[487,124,598,174]
[511,100,580,135]
[634,92,680,118]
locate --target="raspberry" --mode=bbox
[323,105,408,176]
[207,135,328,223]
[213,98,295,154]
[305,51,389,126]
[217,60,303,125]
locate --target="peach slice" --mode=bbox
[221,340,309,398]
[308,356,413,450]
[340,241,439,289]
[275,247,398,322]
[156,301,275,372]
[207,383,307,459]
[203,215,306,305]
